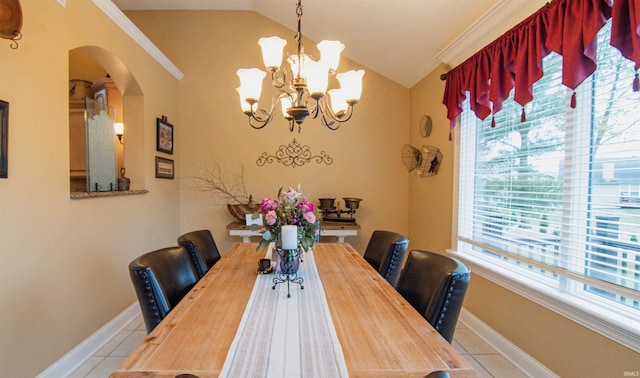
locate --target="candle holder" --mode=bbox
[272,247,304,298]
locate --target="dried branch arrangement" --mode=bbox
[184,160,254,205]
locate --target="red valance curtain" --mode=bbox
[443,0,640,135]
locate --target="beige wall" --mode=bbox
[0,5,409,376]
[0,1,180,376]
[407,64,454,254]
[69,49,107,83]
[409,67,640,376]
[125,10,410,254]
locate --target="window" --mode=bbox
[454,21,640,350]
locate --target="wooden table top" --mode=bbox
[112,243,477,377]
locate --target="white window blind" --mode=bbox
[456,20,640,346]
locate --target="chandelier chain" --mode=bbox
[295,0,304,78]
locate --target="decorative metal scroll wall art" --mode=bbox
[256,139,333,168]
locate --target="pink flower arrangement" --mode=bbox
[255,185,319,252]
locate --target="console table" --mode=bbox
[227,221,360,243]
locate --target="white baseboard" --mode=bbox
[459,308,558,378]
[37,302,141,378]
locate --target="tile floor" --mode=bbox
[451,323,528,378]
[70,314,528,377]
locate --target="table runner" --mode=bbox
[219,246,349,377]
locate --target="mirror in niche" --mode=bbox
[69,77,124,193]
[85,97,117,191]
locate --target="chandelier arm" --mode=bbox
[320,114,342,130]
[273,87,294,105]
[246,104,275,129]
[316,98,357,130]
[248,115,270,129]
[320,97,356,121]
[314,99,340,130]
[305,96,321,120]
[246,89,286,129]
[249,88,293,125]
[333,105,356,123]
[270,69,288,89]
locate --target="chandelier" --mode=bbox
[236,0,365,132]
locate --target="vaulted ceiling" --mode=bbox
[112,0,546,88]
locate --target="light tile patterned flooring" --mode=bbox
[70,314,528,377]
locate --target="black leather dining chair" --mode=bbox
[395,250,471,343]
[363,230,409,287]
[129,246,199,333]
[178,229,221,279]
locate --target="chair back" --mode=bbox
[129,246,199,333]
[363,230,409,287]
[178,229,221,278]
[396,250,470,343]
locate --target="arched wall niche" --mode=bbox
[69,46,145,195]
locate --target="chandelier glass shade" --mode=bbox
[236,0,364,132]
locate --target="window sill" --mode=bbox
[447,249,640,353]
[70,189,149,200]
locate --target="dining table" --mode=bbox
[112,242,478,377]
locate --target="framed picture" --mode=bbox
[245,213,263,226]
[0,100,8,179]
[156,117,173,154]
[155,156,174,179]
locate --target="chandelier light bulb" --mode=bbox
[288,53,311,79]
[328,89,348,114]
[236,87,252,112]
[337,70,365,102]
[305,60,330,96]
[280,93,296,118]
[259,36,287,70]
[236,68,266,102]
[317,40,344,71]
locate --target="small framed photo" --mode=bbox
[0,100,8,179]
[246,213,263,226]
[156,117,173,154]
[155,156,174,179]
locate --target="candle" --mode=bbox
[281,225,298,250]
